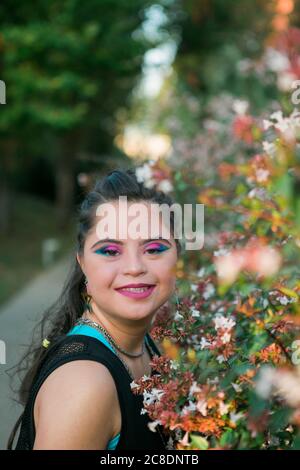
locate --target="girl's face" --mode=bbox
[77,199,178,324]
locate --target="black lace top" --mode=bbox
[13,332,169,450]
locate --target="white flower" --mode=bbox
[178,430,190,446]
[255,366,277,399]
[221,332,231,344]
[197,267,206,277]
[144,178,156,189]
[263,47,290,73]
[141,374,150,381]
[263,119,273,130]
[196,398,208,416]
[190,307,200,318]
[207,376,219,385]
[166,436,175,450]
[229,411,245,424]
[191,283,198,292]
[278,295,290,305]
[181,400,198,415]
[262,141,277,158]
[264,109,300,137]
[174,310,184,321]
[189,381,202,396]
[135,163,153,183]
[274,369,300,407]
[170,359,179,370]
[262,298,269,309]
[216,307,225,313]
[148,419,162,432]
[248,187,268,200]
[232,99,249,115]
[140,408,147,415]
[217,354,226,364]
[270,111,289,132]
[214,314,236,331]
[277,295,296,305]
[256,168,269,183]
[200,337,211,350]
[219,401,230,415]
[231,382,242,393]
[143,388,165,406]
[213,248,230,257]
[278,72,297,92]
[203,283,215,300]
[157,179,173,193]
[130,381,139,390]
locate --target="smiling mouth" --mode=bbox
[116,286,154,293]
[114,285,156,298]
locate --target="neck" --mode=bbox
[83,302,151,356]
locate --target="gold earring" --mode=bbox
[82,277,92,312]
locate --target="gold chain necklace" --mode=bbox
[75,317,146,358]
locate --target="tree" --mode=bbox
[0,0,166,230]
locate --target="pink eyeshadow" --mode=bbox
[147,243,161,249]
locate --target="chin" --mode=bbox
[121,307,154,322]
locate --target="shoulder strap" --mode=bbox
[146,332,162,357]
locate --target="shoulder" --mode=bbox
[33,360,119,450]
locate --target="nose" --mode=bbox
[121,249,147,276]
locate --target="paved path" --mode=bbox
[0,253,73,449]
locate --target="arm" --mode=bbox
[33,360,119,450]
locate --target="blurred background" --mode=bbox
[0,0,300,449]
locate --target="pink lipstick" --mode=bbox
[115,284,156,299]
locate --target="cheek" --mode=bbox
[84,255,117,287]
[152,258,177,287]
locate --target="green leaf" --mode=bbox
[269,408,291,433]
[220,428,238,447]
[190,434,209,450]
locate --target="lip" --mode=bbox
[115,285,156,299]
[116,283,155,289]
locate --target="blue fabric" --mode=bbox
[67,324,117,355]
[66,323,121,450]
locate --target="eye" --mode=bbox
[95,247,120,257]
[145,244,170,254]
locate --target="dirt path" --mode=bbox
[0,254,73,449]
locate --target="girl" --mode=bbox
[7,168,181,450]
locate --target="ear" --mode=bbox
[76,253,84,273]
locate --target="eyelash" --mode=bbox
[95,245,169,257]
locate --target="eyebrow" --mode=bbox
[91,237,172,249]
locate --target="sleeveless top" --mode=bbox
[66,323,151,450]
[13,324,169,450]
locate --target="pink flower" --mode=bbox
[232,115,256,144]
[247,245,282,277]
[215,242,282,284]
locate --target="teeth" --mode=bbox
[120,287,151,292]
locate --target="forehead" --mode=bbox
[89,199,174,242]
